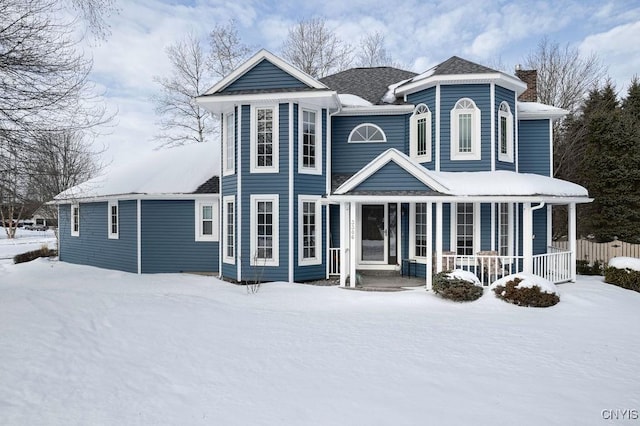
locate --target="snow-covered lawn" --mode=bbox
[1,259,639,425]
[0,227,57,264]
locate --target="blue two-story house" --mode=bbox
[55,49,591,288]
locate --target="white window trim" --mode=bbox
[108,200,119,240]
[298,107,322,175]
[409,203,429,262]
[410,104,432,163]
[298,195,322,266]
[450,98,481,161]
[450,202,481,255]
[250,105,279,173]
[223,111,235,176]
[498,101,514,163]
[250,194,279,267]
[348,123,387,143]
[195,199,219,242]
[223,195,235,264]
[71,203,79,237]
[497,202,514,257]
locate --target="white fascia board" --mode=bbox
[205,49,328,95]
[395,73,527,98]
[334,148,450,195]
[326,194,593,204]
[52,193,220,204]
[517,106,569,121]
[196,91,340,114]
[336,105,415,116]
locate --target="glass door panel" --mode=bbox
[361,204,385,261]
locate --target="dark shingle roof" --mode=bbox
[193,176,219,194]
[320,67,417,104]
[431,56,499,76]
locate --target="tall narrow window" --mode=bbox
[195,200,219,242]
[71,203,79,236]
[415,203,428,258]
[498,102,514,162]
[410,104,432,162]
[108,201,118,239]
[451,98,481,160]
[223,196,235,264]
[303,110,316,168]
[498,203,511,256]
[299,196,321,265]
[223,112,235,175]
[250,194,279,266]
[456,203,474,256]
[250,106,279,173]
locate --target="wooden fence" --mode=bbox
[552,239,640,265]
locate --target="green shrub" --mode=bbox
[576,260,604,275]
[604,267,640,293]
[13,246,57,264]
[493,277,559,308]
[432,271,483,302]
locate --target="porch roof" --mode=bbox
[331,149,590,202]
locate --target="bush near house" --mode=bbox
[432,271,483,302]
[576,260,604,276]
[493,276,559,308]
[14,246,57,264]
[604,267,640,293]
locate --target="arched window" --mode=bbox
[498,101,514,162]
[410,104,431,162]
[348,123,387,143]
[450,98,481,160]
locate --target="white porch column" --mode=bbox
[349,201,357,288]
[339,202,347,287]
[568,202,577,282]
[522,202,533,273]
[435,202,443,273]
[426,202,433,290]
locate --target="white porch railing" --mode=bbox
[532,250,572,284]
[329,248,340,275]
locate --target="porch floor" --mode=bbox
[347,270,425,292]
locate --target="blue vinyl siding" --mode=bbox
[533,206,548,255]
[519,119,551,176]
[353,161,433,192]
[440,84,491,172]
[331,114,409,174]
[481,203,492,250]
[240,103,289,282]
[59,201,137,273]
[329,204,340,248]
[222,59,310,93]
[141,200,218,273]
[495,85,516,171]
[407,87,436,170]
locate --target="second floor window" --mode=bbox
[299,108,322,174]
[348,123,386,143]
[250,105,279,173]
[410,104,431,162]
[498,101,514,162]
[223,112,235,175]
[450,98,481,161]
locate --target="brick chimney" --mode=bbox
[515,65,537,102]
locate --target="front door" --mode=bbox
[360,204,398,265]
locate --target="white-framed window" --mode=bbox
[298,195,322,266]
[453,202,477,256]
[409,203,429,260]
[108,200,118,239]
[195,199,219,242]
[223,111,235,175]
[450,98,481,160]
[299,108,322,175]
[223,195,235,264]
[410,104,432,162]
[250,105,279,173]
[497,202,513,257]
[250,194,279,266]
[71,203,79,237]
[498,101,514,162]
[348,123,386,143]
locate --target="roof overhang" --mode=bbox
[395,73,527,98]
[336,105,415,116]
[326,194,593,204]
[196,90,340,114]
[51,193,219,204]
[518,102,569,121]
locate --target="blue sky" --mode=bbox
[86,0,640,167]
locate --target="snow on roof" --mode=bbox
[517,102,568,119]
[382,77,412,104]
[55,143,219,200]
[430,170,588,197]
[338,94,372,107]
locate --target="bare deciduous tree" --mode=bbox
[281,17,353,78]
[356,32,394,67]
[152,32,215,147]
[208,19,252,79]
[68,0,119,40]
